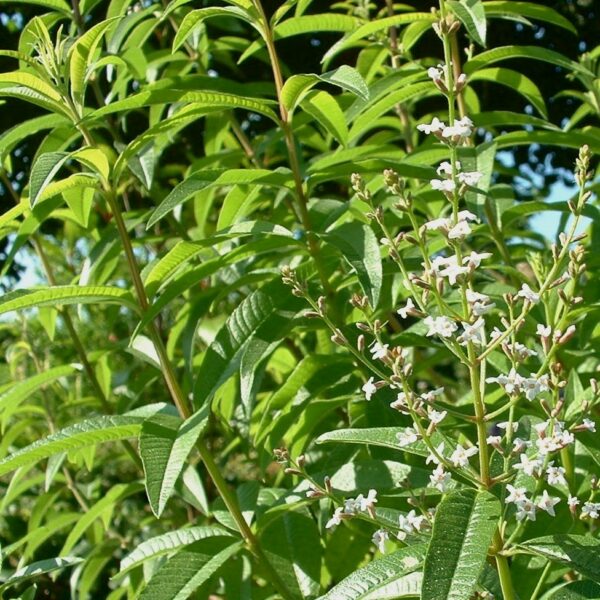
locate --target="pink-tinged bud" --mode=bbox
[285,467,303,476]
[324,476,332,494]
[559,325,576,345]
[306,489,325,499]
[357,334,365,352]
[297,454,306,468]
[304,310,321,318]
[551,398,564,418]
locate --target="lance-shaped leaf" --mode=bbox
[140,406,209,517]
[0,416,146,477]
[518,535,600,583]
[319,544,427,599]
[139,537,243,600]
[0,557,83,592]
[484,1,577,34]
[447,0,487,47]
[0,286,138,315]
[118,525,234,577]
[301,90,348,145]
[422,489,501,600]
[323,222,382,308]
[192,279,305,409]
[29,151,71,207]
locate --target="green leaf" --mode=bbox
[140,406,209,517]
[0,0,70,14]
[173,7,255,51]
[447,0,487,46]
[0,557,83,591]
[518,535,600,583]
[464,45,590,76]
[323,222,382,308]
[192,279,305,409]
[147,169,294,228]
[457,141,496,216]
[542,580,600,599]
[322,13,436,64]
[29,151,71,207]
[260,510,322,600]
[0,286,137,316]
[0,364,79,415]
[0,71,63,103]
[139,538,243,600]
[469,67,546,117]
[319,65,369,101]
[318,544,427,599]
[317,427,433,458]
[484,2,577,35]
[69,19,117,107]
[118,525,234,577]
[422,489,501,600]
[0,416,146,477]
[301,90,348,145]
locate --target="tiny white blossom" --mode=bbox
[428,407,447,425]
[486,368,524,396]
[417,117,446,134]
[457,210,479,222]
[420,387,445,403]
[429,464,452,492]
[448,220,472,240]
[537,324,551,338]
[431,178,457,193]
[398,510,426,539]
[436,160,459,175]
[397,297,416,319]
[537,490,560,516]
[506,484,529,505]
[582,502,600,519]
[426,442,445,466]
[357,489,378,512]
[582,418,596,432]
[326,507,344,529]
[498,421,519,433]
[463,251,491,268]
[370,342,389,360]
[516,499,537,522]
[517,283,540,304]
[559,430,575,446]
[427,65,444,81]
[514,454,543,477]
[507,342,537,362]
[424,316,458,338]
[568,495,580,510]
[425,217,452,232]
[458,317,485,346]
[442,116,474,139]
[397,427,419,447]
[487,435,502,445]
[521,374,550,401]
[390,392,408,411]
[450,444,478,468]
[372,528,389,553]
[512,437,531,452]
[362,377,377,401]
[546,464,567,486]
[437,256,470,285]
[458,171,483,186]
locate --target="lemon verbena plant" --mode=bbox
[0,0,599,599]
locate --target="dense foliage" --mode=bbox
[0,0,599,599]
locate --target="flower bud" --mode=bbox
[357,334,365,353]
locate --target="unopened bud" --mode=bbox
[297,454,306,468]
[558,325,576,345]
[285,467,302,476]
[304,310,321,318]
[356,322,371,332]
[357,334,365,353]
[317,296,326,313]
[324,476,332,494]
[330,329,347,346]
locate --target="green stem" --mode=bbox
[530,560,552,600]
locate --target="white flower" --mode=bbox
[420,387,445,403]
[390,392,408,411]
[357,489,378,512]
[466,289,490,304]
[428,407,447,425]
[434,256,470,285]
[537,490,560,516]
[442,116,474,139]
[458,317,485,346]
[326,507,344,529]
[462,251,491,268]
[516,499,537,522]
[372,528,389,553]
[498,421,519,433]
[559,430,575,447]
[487,435,501,445]
[582,418,596,432]
[431,178,456,193]
[486,368,524,396]
[417,117,446,135]
[362,377,377,401]
[397,297,416,319]
[517,283,540,304]
[370,342,389,360]
[457,210,479,222]
[466,289,495,315]
[521,374,550,401]
[458,171,483,186]
[537,324,551,337]
[425,217,452,232]
[398,509,426,539]
[512,437,531,452]
[546,464,567,486]
[397,427,419,447]
[582,502,600,519]
[448,220,471,240]
[568,495,580,510]
[506,484,529,505]
[426,442,445,466]
[436,161,459,175]
[424,315,458,338]
[514,454,543,477]
[427,65,444,81]
[429,464,452,492]
[507,342,537,362]
[450,444,478,468]
[536,436,561,456]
